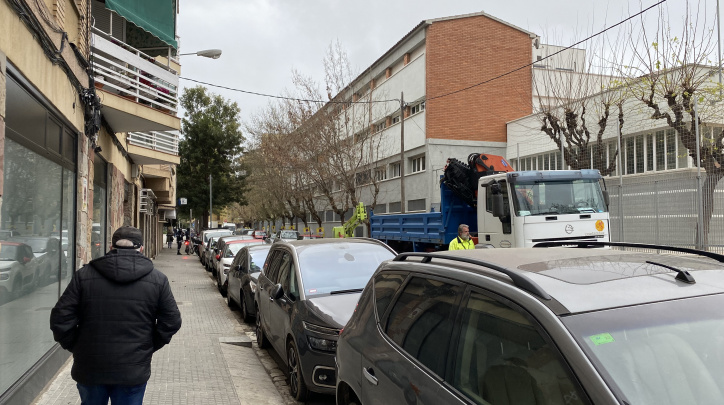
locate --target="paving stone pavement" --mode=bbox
[31,247,313,405]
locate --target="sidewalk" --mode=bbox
[32,247,291,405]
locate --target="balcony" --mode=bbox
[91,28,180,133]
[126,131,180,165]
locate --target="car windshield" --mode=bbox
[512,179,607,216]
[0,244,17,261]
[280,231,298,239]
[297,243,394,297]
[227,243,248,257]
[562,294,724,404]
[249,249,270,273]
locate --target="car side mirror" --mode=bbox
[602,190,610,208]
[271,284,284,300]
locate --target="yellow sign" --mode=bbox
[595,220,605,232]
[272,226,276,232]
[317,227,324,235]
[304,227,310,233]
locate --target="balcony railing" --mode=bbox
[140,189,157,213]
[91,27,179,114]
[128,131,179,155]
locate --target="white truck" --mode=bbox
[371,153,610,251]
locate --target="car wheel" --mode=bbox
[241,293,253,324]
[12,277,23,300]
[221,280,228,297]
[255,307,270,348]
[287,340,309,401]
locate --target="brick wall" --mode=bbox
[426,15,533,142]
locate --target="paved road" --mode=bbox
[32,247,335,405]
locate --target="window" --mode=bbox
[385,277,463,376]
[374,168,387,182]
[635,135,644,174]
[625,138,635,175]
[392,115,400,125]
[410,102,425,115]
[411,156,425,173]
[408,199,426,212]
[374,272,407,319]
[390,163,401,178]
[355,170,371,186]
[278,253,298,300]
[388,202,401,213]
[450,290,587,405]
[646,134,654,171]
[374,121,386,133]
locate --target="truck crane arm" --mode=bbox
[333,202,367,238]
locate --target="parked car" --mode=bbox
[12,236,64,284]
[274,230,300,242]
[336,241,724,405]
[214,238,266,295]
[227,244,272,323]
[251,230,267,240]
[0,241,40,303]
[209,235,253,277]
[255,238,396,400]
[199,229,232,267]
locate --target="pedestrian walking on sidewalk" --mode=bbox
[49,226,182,405]
[176,228,184,255]
[166,228,174,249]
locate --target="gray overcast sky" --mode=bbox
[176,0,710,126]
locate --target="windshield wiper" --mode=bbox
[645,260,696,284]
[329,288,363,295]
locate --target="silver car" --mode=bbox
[214,239,265,296]
[227,244,272,322]
[199,229,232,268]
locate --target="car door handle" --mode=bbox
[363,367,378,385]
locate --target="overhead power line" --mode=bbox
[426,0,667,102]
[180,0,666,106]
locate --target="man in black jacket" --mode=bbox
[50,226,182,404]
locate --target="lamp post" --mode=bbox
[179,49,222,59]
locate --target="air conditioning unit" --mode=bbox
[131,164,140,180]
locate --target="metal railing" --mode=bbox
[90,28,179,114]
[128,131,179,155]
[140,189,157,213]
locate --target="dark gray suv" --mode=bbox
[336,242,724,405]
[255,238,396,400]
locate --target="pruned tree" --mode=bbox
[625,2,723,248]
[534,31,629,175]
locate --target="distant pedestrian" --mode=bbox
[449,224,475,250]
[176,228,184,255]
[166,228,173,249]
[50,226,182,405]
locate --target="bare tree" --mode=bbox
[534,31,629,174]
[625,2,723,248]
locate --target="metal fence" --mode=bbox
[604,170,724,253]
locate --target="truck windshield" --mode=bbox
[512,179,607,216]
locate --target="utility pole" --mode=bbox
[718,0,722,99]
[209,174,213,229]
[400,92,406,214]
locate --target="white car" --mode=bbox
[0,241,40,303]
[215,239,265,296]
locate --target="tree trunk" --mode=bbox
[697,172,724,249]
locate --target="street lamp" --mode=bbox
[179,49,222,59]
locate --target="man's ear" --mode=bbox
[139,246,144,253]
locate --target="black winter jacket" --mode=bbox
[50,249,182,385]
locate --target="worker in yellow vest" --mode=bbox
[449,224,475,250]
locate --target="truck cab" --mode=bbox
[479,170,610,248]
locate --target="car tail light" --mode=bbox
[216,254,220,261]
[185,241,189,245]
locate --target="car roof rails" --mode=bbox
[393,252,551,300]
[533,241,724,264]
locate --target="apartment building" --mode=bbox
[0,0,180,402]
[266,12,557,236]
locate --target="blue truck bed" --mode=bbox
[370,181,477,251]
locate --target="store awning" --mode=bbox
[105,0,177,49]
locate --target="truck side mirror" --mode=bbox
[602,190,610,208]
[492,193,506,218]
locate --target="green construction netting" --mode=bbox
[105,0,177,49]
